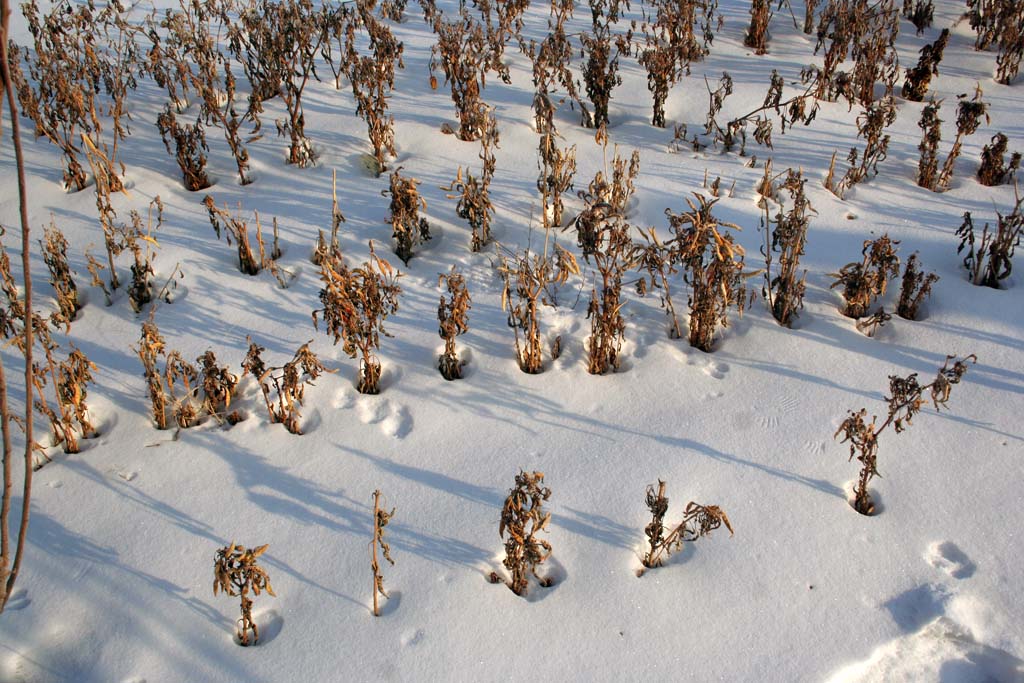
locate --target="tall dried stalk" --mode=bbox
[835,355,976,515]
[1,0,36,613]
[442,109,499,251]
[917,88,988,192]
[370,489,394,617]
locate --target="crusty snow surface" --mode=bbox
[1,0,1023,680]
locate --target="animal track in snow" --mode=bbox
[357,397,413,438]
[401,628,425,647]
[702,360,729,380]
[757,393,799,429]
[803,440,827,455]
[357,397,390,425]
[926,541,976,580]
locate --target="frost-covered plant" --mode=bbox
[829,234,900,318]
[214,542,275,646]
[641,480,732,571]
[313,244,402,394]
[835,355,976,515]
[666,194,748,352]
[499,471,553,596]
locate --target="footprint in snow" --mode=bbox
[357,397,390,425]
[382,405,413,440]
[702,360,729,380]
[401,627,424,647]
[926,541,976,580]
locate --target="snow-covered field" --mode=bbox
[2,0,1023,680]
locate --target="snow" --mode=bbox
[2,0,1023,680]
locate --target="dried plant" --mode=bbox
[667,194,749,352]
[903,0,933,34]
[744,0,772,55]
[314,171,346,266]
[227,0,333,167]
[384,169,431,265]
[156,106,210,191]
[641,480,732,570]
[499,242,580,373]
[370,489,395,617]
[29,320,97,457]
[442,109,499,251]
[198,350,239,418]
[149,0,253,185]
[244,339,328,434]
[978,133,1021,186]
[835,355,976,515]
[213,542,275,646]
[579,8,632,130]
[135,318,201,430]
[897,253,938,320]
[917,88,989,192]
[15,0,139,191]
[825,97,898,198]
[39,222,80,329]
[855,306,891,336]
[429,12,499,141]
[537,133,577,229]
[347,12,404,175]
[499,470,552,596]
[901,29,949,102]
[204,196,283,279]
[633,226,683,339]
[124,197,164,313]
[437,267,471,381]
[829,234,900,318]
[760,169,812,327]
[957,190,1023,288]
[313,243,402,394]
[808,0,892,102]
[528,1,584,135]
[967,0,1024,84]
[701,71,819,154]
